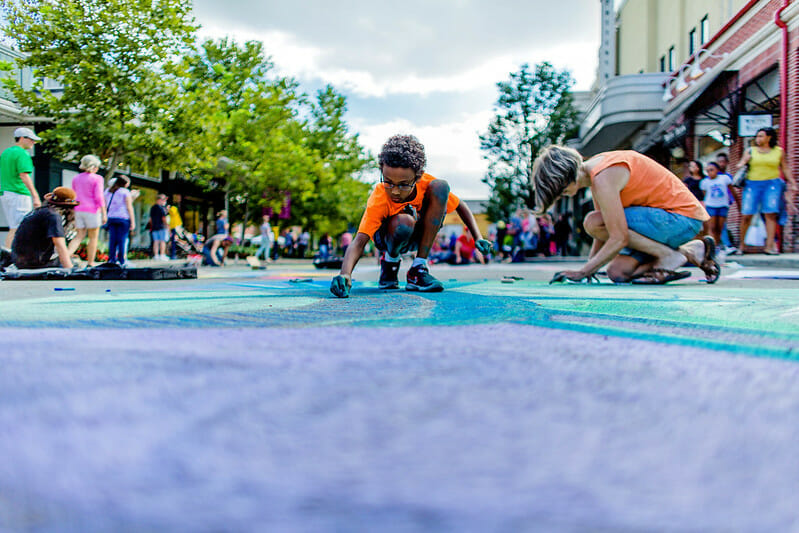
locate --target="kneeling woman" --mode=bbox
[533,147,718,284]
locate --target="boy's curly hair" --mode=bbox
[378,134,427,178]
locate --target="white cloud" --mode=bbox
[354,110,494,198]
[193,1,602,200]
[198,24,598,97]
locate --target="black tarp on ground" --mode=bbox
[0,262,197,280]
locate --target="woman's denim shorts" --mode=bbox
[742,178,783,215]
[618,206,703,262]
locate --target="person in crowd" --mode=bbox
[339,230,352,256]
[149,194,169,261]
[330,134,491,297]
[168,194,183,259]
[10,186,79,269]
[699,162,733,256]
[104,175,135,266]
[533,146,717,284]
[494,220,508,260]
[202,233,233,266]
[66,155,106,265]
[554,213,572,256]
[684,160,706,203]
[283,229,294,257]
[256,214,273,261]
[734,127,796,255]
[297,229,310,258]
[454,226,486,264]
[536,214,555,256]
[714,152,738,251]
[215,210,228,236]
[317,233,331,259]
[1,127,42,249]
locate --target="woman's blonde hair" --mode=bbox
[532,145,583,213]
[79,154,102,171]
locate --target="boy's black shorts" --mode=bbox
[374,211,422,254]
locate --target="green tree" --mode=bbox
[170,38,318,234]
[173,42,371,237]
[479,62,579,220]
[0,0,197,178]
[298,85,373,235]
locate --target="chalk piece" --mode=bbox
[54,287,75,291]
[289,278,313,283]
[105,289,111,292]
[501,278,514,284]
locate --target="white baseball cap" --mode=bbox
[13,127,42,141]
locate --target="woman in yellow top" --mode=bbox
[736,127,796,255]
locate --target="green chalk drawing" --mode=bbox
[0,279,796,361]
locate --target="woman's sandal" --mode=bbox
[682,236,721,284]
[630,269,692,285]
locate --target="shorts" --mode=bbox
[74,210,102,229]
[705,206,728,218]
[618,206,703,263]
[0,191,33,229]
[373,208,422,254]
[151,228,168,242]
[742,179,783,215]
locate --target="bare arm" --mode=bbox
[576,168,629,277]
[781,150,796,214]
[125,194,135,233]
[455,201,484,240]
[19,173,41,207]
[53,237,73,268]
[210,240,222,265]
[338,232,370,279]
[737,148,752,169]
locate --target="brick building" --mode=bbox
[579,0,798,251]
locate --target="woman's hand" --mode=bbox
[550,270,590,284]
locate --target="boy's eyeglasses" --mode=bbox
[381,175,417,191]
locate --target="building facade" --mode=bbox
[579,0,798,252]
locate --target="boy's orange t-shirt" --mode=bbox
[357,173,460,239]
[589,151,709,221]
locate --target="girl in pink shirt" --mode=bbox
[67,155,107,265]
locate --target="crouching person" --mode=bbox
[11,186,79,269]
[534,146,719,284]
[330,134,491,298]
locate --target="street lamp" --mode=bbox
[689,49,729,79]
[662,65,692,102]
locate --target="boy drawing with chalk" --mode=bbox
[330,134,491,298]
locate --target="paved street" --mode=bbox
[1,258,798,531]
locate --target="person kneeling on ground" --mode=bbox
[454,226,486,265]
[330,134,491,298]
[534,146,719,284]
[10,186,79,269]
[202,234,233,266]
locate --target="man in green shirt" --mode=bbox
[1,127,41,248]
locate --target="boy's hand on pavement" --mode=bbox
[330,274,352,298]
[475,239,492,255]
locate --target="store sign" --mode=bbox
[663,124,688,146]
[738,114,772,137]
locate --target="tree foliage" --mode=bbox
[0,2,373,234]
[479,62,579,221]
[1,0,197,178]
[171,40,372,234]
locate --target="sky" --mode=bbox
[192,1,605,199]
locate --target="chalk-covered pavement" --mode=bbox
[1,260,798,531]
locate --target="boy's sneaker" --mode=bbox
[378,259,400,289]
[406,263,444,292]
